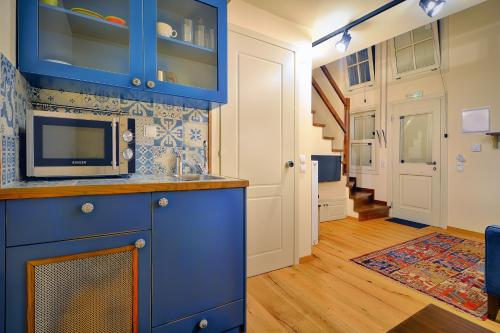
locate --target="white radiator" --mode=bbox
[319,198,346,222]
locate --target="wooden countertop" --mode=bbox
[0,175,249,200]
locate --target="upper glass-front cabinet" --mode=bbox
[19,0,143,89]
[144,0,226,102]
[18,0,227,104]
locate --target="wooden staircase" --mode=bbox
[348,177,390,221]
[313,65,389,221]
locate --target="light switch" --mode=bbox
[471,144,481,152]
[144,125,158,138]
[299,154,306,174]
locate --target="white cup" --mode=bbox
[157,22,178,38]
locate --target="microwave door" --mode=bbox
[30,116,119,177]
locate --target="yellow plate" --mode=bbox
[71,7,105,20]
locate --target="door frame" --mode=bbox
[387,93,448,228]
[211,23,300,265]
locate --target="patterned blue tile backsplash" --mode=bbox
[0,53,209,187]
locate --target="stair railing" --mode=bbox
[312,66,351,175]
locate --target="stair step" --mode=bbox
[357,204,390,221]
[313,122,326,128]
[323,136,335,140]
[332,149,344,153]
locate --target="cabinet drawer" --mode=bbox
[153,300,244,333]
[7,193,151,246]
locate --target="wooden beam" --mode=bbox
[312,78,346,133]
[320,65,347,106]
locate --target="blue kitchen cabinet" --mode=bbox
[6,231,152,333]
[144,0,227,103]
[18,0,227,105]
[152,189,245,331]
[0,201,5,333]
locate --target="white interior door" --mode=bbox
[392,98,441,226]
[220,30,295,277]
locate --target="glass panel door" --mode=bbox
[38,0,132,74]
[399,113,433,163]
[155,0,218,90]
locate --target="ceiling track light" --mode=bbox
[335,31,352,53]
[419,0,446,17]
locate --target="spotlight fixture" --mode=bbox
[419,0,446,17]
[335,31,352,53]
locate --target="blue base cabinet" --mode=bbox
[18,0,227,105]
[1,187,246,332]
[152,189,245,330]
[6,231,152,333]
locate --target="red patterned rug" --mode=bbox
[351,233,487,319]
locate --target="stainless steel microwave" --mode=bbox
[26,110,136,178]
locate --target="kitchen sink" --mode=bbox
[177,174,225,182]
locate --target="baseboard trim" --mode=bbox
[299,255,315,264]
[446,226,484,239]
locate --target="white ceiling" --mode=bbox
[242,0,488,67]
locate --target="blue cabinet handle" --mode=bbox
[81,203,94,214]
[135,238,146,249]
[132,78,142,86]
[199,319,208,329]
[158,198,169,208]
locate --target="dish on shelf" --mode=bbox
[44,59,72,66]
[41,0,58,6]
[70,7,105,20]
[105,16,127,26]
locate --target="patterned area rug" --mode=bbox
[351,233,487,319]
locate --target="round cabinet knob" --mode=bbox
[286,161,295,168]
[122,148,134,160]
[132,78,142,86]
[158,197,169,208]
[135,238,146,249]
[199,319,208,329]
[147,81,156,89]
[81,203,94,214]
[122,130,134,143]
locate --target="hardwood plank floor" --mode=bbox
[247,218,500,333]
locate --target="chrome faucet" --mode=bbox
[174,149,183,177]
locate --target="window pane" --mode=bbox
[346,54,357,66]
[415,39,435,69]
[357,49,369,62]
[354,117,364,140]
[394,32,411,50]
[396,47,414,74]
[351,144,360,166]
[359,61,371,83]
[360,144,372,166]
[400,114,432,163]
[413,24,433,42]
[363,116,375,139]
[348,66,359,86]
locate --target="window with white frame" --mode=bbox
[345,48,375,89]
[350,112,376,172]
[391,22,440,78]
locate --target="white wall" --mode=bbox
[446,0,500,233]
[0,0,16,64]
[220,0,314,258]
[318,0,500,233]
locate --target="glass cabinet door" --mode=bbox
[145,0,227,102]
[20,0,143,89]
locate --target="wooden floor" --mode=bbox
[246,218,500,333]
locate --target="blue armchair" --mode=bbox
[486,225,500,320]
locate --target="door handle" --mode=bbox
[426,161,437,165]
[286,161,295,168]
